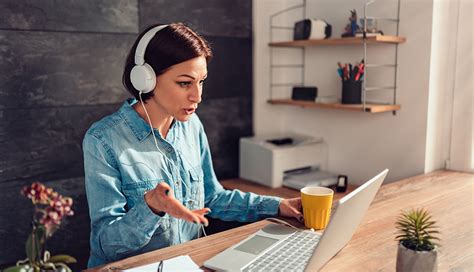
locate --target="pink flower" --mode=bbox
[22,182,50,204]
[22,182,74,230]
[63,205,74,216]
[47,195,74,218]
[63,197,73,206]
[40,207,62,226]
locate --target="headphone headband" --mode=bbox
[134,24,168,65]
[130,24,168,93]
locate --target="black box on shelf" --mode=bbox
[292,86,318,101]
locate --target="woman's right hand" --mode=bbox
[144,182,210,226]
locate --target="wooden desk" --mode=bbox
[87,171,473,271]
[220,179,356,199]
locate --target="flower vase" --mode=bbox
[396,243,438,272]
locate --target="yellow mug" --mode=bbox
[301,186,334,230]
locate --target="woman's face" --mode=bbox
[150,56,207,122]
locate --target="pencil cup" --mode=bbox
[301,186,334,230]
[341,80,362,104]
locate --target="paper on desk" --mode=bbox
[123,255,202,272]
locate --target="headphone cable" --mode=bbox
[138,92,206,237]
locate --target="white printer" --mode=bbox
[239,133,331,188]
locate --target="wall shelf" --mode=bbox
[268,0,404,115]
[269,35,406,47]
[267,99,401,113]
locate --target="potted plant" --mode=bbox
[395,208,440,272]
[4,182,76,272]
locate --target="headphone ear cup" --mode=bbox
[130,63,156,93]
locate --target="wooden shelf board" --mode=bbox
[267,99,401,113]
[269,35,406,47]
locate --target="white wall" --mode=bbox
[425,0,473,173]
[446,0,473,172]
[425,0,458,173]
[253,0,434,184]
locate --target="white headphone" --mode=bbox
[130,25,168,93]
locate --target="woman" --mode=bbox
[83,23,302,268]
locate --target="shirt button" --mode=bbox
[175,180,180,186]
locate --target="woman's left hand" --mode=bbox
[279,197,303,222]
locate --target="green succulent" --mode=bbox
[395,208,440,251]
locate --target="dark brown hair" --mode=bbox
[122,23,213,101]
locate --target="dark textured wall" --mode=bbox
[0,0,252,269]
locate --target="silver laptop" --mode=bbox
[204,169,388,272]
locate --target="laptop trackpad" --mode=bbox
[204,224,296,271]
[235,235,279,255]
[235,225,295,255]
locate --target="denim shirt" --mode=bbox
[83,98,281,268]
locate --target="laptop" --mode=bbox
[204,169,388,271]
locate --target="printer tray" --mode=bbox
[283,169,337,190]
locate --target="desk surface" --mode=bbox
[88,170,474,272]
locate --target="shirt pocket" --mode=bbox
[187,166,205,209]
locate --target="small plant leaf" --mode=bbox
[25,233,36,262]
[394,208,441,250]
[49,255,77,264]
[26,225,46,262]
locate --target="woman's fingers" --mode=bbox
[290,207,303,222]
[286,202,303,219]
[167,207,200,224]
[156,182,173,198]
[191,208,211,226]
[153,182,210,225]
[193,208,211,216]
[192,211,209,227]
[279,198,304,222]
[165,198,208,224]
[289,198,304,222]
[166,198,197,220]
[289,205,302,216]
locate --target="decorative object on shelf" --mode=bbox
[395,208,440,272]
[341,9,361,37]
[293,19,332,40]
[4,182,76,272]
[291,86,318,101]
[338,61,365,104]
[356,18,384,37]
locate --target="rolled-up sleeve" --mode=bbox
[196,121,282,222]
[83,132,164,263]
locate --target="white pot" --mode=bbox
[396,243,438,272]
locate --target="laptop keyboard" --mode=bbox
[242,230,321,272]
